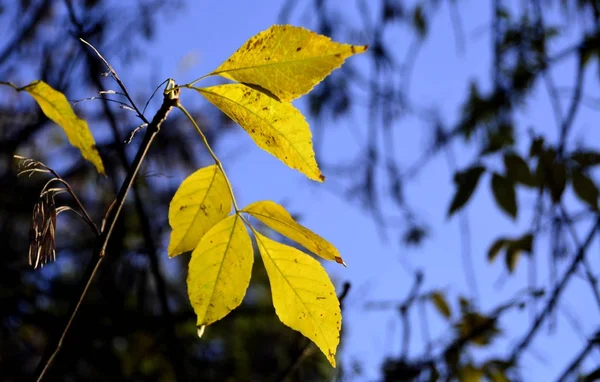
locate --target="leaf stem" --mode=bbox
[182,74,211,88]
[34,83,180,382]
[177,103,240,212]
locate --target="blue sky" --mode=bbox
[111,0,600,379]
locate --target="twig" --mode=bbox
[508,216,600,364]
[559,204,600,312]
[556,330,600,382]
[33,82,180,381]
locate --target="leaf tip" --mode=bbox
[197,325,206,338]
[335,256,346,267]
[319,173,326,182]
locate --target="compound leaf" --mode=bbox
[197,84,323,181]
[242,200,344,265]
[168,165,232,257]
[187,214,253,326]
[254,231,341,366]
[23,81,104,174]
[211,25,368,102]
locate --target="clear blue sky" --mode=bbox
[116,0,600,379]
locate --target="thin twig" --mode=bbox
[556,330,600,382]
[34,83,180,381]
[508,217,600,364]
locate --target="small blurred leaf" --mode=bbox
[431,291,452,319]
[491,173,517,219]
[504,152,535,187]
[505,245,521,273]
[572,151,600,167]
[487,238,506,263]
[448,166,485,217]
[455,312,500,346]
[504,233,533,273]
[572,170,599,209]
[529,137,544,157]
[458,364,483,382]
[413,5,427,37]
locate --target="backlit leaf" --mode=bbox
[448,165,485,217]
[487,238,506,263]
[23,81,104,174]
[491,173,517,219]
[571,151,600,167]
[504,234,532,273]
[503,152,535,187]
[168,165,232,257]
[458,365,483,382]
[572,169,598,209]
[210,25,368,102]
[187,214,253,326]
[505,245,521,273]
[242,200,344,265]
[431,291,452,319]
[197,84,323,181]
[254,231,341,366]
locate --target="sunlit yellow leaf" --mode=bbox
[168,165,232,257]
[197,84,323,181]
[458,364,484,382]
[254,231,341,366]
[211,25,368,102]
[23,81,104,174]
[242,200,344,265]
[187,214,253,326]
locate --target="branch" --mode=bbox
[34,83,180,382]
[508,216,600,364]
[556,330,600,382]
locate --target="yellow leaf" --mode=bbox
[168,165,232,257]
[211,24,368,102]
[254,231,341,366]
[187,214,253,326]
[459,365,484,382]
[431,291,452,319]
[23,81,104,174]
[242,200,344,265]
[197,84,323,181]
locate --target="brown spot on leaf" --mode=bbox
[351,46,356,53]
[296,47,302,52]
[334,53,342,58]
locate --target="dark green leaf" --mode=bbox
[491,173,517,219]
[448,166,486,217]
[504,152,535,187]
[572,169,599,209]
[487,238,506,263]
[571,151,600,167]
[529,136,544,157]
[514,233,534,253]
